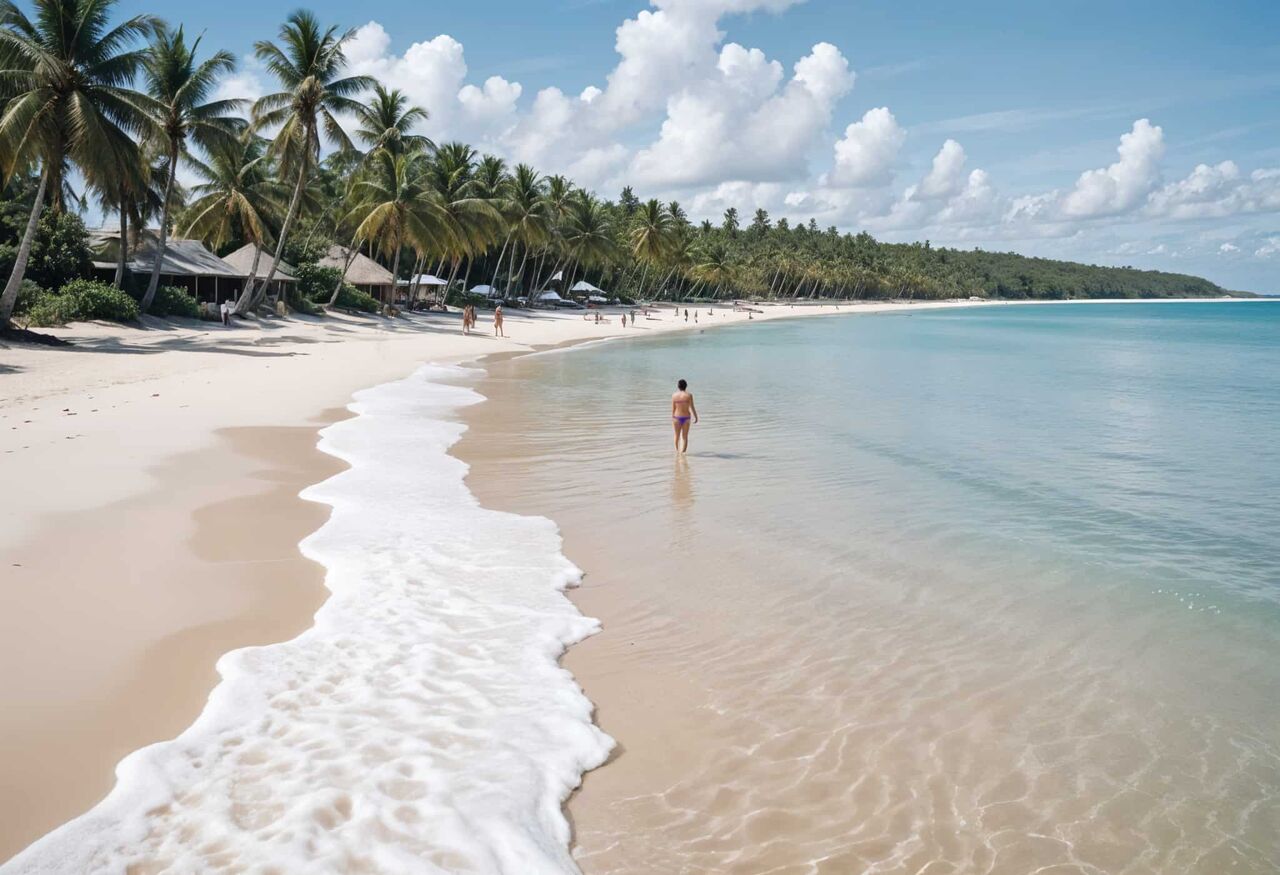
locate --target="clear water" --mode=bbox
[463,302,1280,874]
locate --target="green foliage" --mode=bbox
[294,262,344,301]
[145,285,200,318]
[330,284,380,313]
[1,206,92,290]
[13,279,47,315]
[24,279,141,326]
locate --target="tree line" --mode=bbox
[0,0,1229,329]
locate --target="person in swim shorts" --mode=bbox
[671,378,698,453]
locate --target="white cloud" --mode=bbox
[1219,242,1241,253]
[1256,236,1280,258]
[1060,118,1164,218]
[913,138,967,201]
[827,107,904,188]
[627,40,853,188]
[1148,162,1280,219]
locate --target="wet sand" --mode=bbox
[0,416,345,861]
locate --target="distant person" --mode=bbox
[219,299,230,326]
[631,311,636,326]
[671,378,698,453]
[494,305,505,337]
[694,311,698,323]
[462,304,471,334]
[684,308,689,322]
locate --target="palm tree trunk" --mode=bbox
[489,231,512,291]
[238,149,309,315]
[0,169,49,326]
[142,148,179,313]
[326,241,359,307]
[387,243,403,314]
[114,203,128,289]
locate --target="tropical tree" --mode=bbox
[136,25,242,311]
[238,10,372,312]
[345,149,450,310]
[499,163,551,294]
[561,193,616,289]
[629,198,674,298]
[179,134,284,259]
[352,84,432,160]
[0,0,159,325]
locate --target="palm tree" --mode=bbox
[500,163,551,294]
[352,84,431,159]
[345,150,450,311]
[561,193,617,290]
[179,135,285,261]
[426,142,502,298]
[0,0,159,325]
[629,198,674,298]
[239,11,372,312]
[137,25,242,312]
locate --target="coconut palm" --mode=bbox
[500,163,551,294]
[561,193,617,290]
[353,84,432,160]
[0,0,159,325]
[628,198,674,299]
[345,150,450,311]
[426,142,502,296]
[136,25,243,312]
[238,11,372,312]
[179,135,286,274]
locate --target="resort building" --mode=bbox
[221,243,297,300]
[318,245,396,302]
[89,228,245,303]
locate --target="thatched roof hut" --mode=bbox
[89,228,244,303]
[222,243,297,283]
[318,245,395,299]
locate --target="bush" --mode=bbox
[331,284,379,313]
[146,285,200,319]
[24,278,140,326]
[296,262,345,302]
[12,279,46,315]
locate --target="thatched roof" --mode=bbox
[318,245,395,286]
[89,228,242,278]
[222,243,297,282]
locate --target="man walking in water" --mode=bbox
[672,379,698,453]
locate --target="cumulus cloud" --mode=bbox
[1060,118,1164,218]
[827,107,904,187]
[1256,237,1280,258]
[1148,162,1280,219]
[627,41,853,188]
[1219,242,1241,254]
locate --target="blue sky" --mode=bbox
[118,0,1280,291]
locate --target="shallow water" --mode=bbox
[462,302,1280,874]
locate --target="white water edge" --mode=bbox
[4,363,614,875]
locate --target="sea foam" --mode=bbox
[3,363,614,874]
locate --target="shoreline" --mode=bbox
[0,296,1268,865]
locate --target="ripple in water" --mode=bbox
[461,302,1280,874]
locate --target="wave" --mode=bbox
[4,363,614,874]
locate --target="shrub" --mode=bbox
[12,279,46,315]
[146,285,200,319]
[27,211,92,290]
[331,284,379,313]
[25,279,142,326]
[296,262,346,302]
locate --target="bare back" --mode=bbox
[672,391,693,417]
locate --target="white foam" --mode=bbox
[3,363,614,874]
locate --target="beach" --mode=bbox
[2,298,1274,871]
[0,299,969,866]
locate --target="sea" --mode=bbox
[461,300,1280,874]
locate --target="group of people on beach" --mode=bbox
[461,304,504,337]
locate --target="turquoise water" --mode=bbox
[465,301,1280,874]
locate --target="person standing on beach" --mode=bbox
[494,305,505,337]
[671,379,698,453]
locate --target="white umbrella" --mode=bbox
[536,290,563,301]
[571,280,602,293]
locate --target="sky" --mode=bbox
[117,0,1280,291]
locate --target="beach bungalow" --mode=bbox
[319,245,395,302]
[89,228,245,303]
[221,243,297,301]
